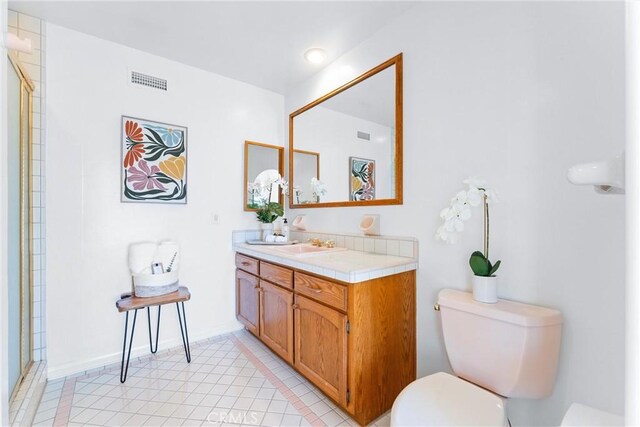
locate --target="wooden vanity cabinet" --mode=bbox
[235,269,259,335]
[294,294,348,406]
[235,252,416,426]
[260,280,294,363]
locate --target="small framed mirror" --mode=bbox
[289,53,403,208]
[292,150,320,204]
[244,141,284,211]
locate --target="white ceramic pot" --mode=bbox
[472,275,498,303]
[260,222,274,241]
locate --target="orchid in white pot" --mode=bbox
[310,177,327,203]
[250,170,289,240]
[436,177,501,303]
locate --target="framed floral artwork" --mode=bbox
[121,116,187,204]
[350,157,375,201]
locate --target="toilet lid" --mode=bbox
[391,372,507,426]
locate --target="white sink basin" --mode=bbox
[271,244,347,257]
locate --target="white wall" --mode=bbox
[45,24,284,378]
[286,3,625,425]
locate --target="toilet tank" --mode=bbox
[438,289,563,398]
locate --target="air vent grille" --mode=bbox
[357,131,371,141]
[131,71,167,91]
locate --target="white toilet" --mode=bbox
[391,289,564,426]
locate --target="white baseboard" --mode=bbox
[47,322,244,380]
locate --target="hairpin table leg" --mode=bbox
[147,306,161,354]
[176,301,191,363]
[120,309,138,383]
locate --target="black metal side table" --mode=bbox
[115,286,191,383]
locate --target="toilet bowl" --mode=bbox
[392,384,622,427]
[391,372,507,426]
[391,289,563,426]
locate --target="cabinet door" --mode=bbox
[294,295,348,406]
[236,269,259,335]
[259,280,294,363]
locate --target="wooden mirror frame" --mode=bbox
[288,53,403,208]
[243,140,285,212]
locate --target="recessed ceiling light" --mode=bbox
[304,48,327,64]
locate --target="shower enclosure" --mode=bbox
[7,52,34,399]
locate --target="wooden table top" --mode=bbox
[116,286,191,312]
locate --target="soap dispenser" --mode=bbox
[282,218,290,241]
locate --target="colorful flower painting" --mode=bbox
[121,116,187,204]
[350,157,375,201]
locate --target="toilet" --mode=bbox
[391,289,564,426]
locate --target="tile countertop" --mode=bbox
[233,242,418,284]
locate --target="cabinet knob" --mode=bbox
[242,261,251,266]
[434,303,440,311]
[292,304,299,310]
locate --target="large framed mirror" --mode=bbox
[244,141,285,211]
[289,53,402,208]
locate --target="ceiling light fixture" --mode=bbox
[304,48,327,64]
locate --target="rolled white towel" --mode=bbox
[155,241,180,273]
[128,242,157,275]
[274,236,287,243]
[265,234,276,243]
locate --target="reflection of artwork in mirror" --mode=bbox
[350,157,375,201]
[289,53,402,208]
[244,141,284,211]
[292,150,320,204]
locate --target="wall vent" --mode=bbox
[131,71,167,91]
[357,131,371,141]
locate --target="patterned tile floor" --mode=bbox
[32,331,391,427]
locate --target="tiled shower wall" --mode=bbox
[8,10,47,362]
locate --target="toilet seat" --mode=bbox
[390,372,507,426]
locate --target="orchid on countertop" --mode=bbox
[436,176,502,276]
[250,172,289,223]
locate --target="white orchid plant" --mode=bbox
[436,177,502,277]
[249,171,289,223]
[311,177,327,203]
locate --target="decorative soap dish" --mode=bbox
[246,240,299,246]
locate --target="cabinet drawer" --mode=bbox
[295,272,347,311]
[260,261,293,289]
[236,253,259,275]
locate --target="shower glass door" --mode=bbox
[7,54,33,399]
